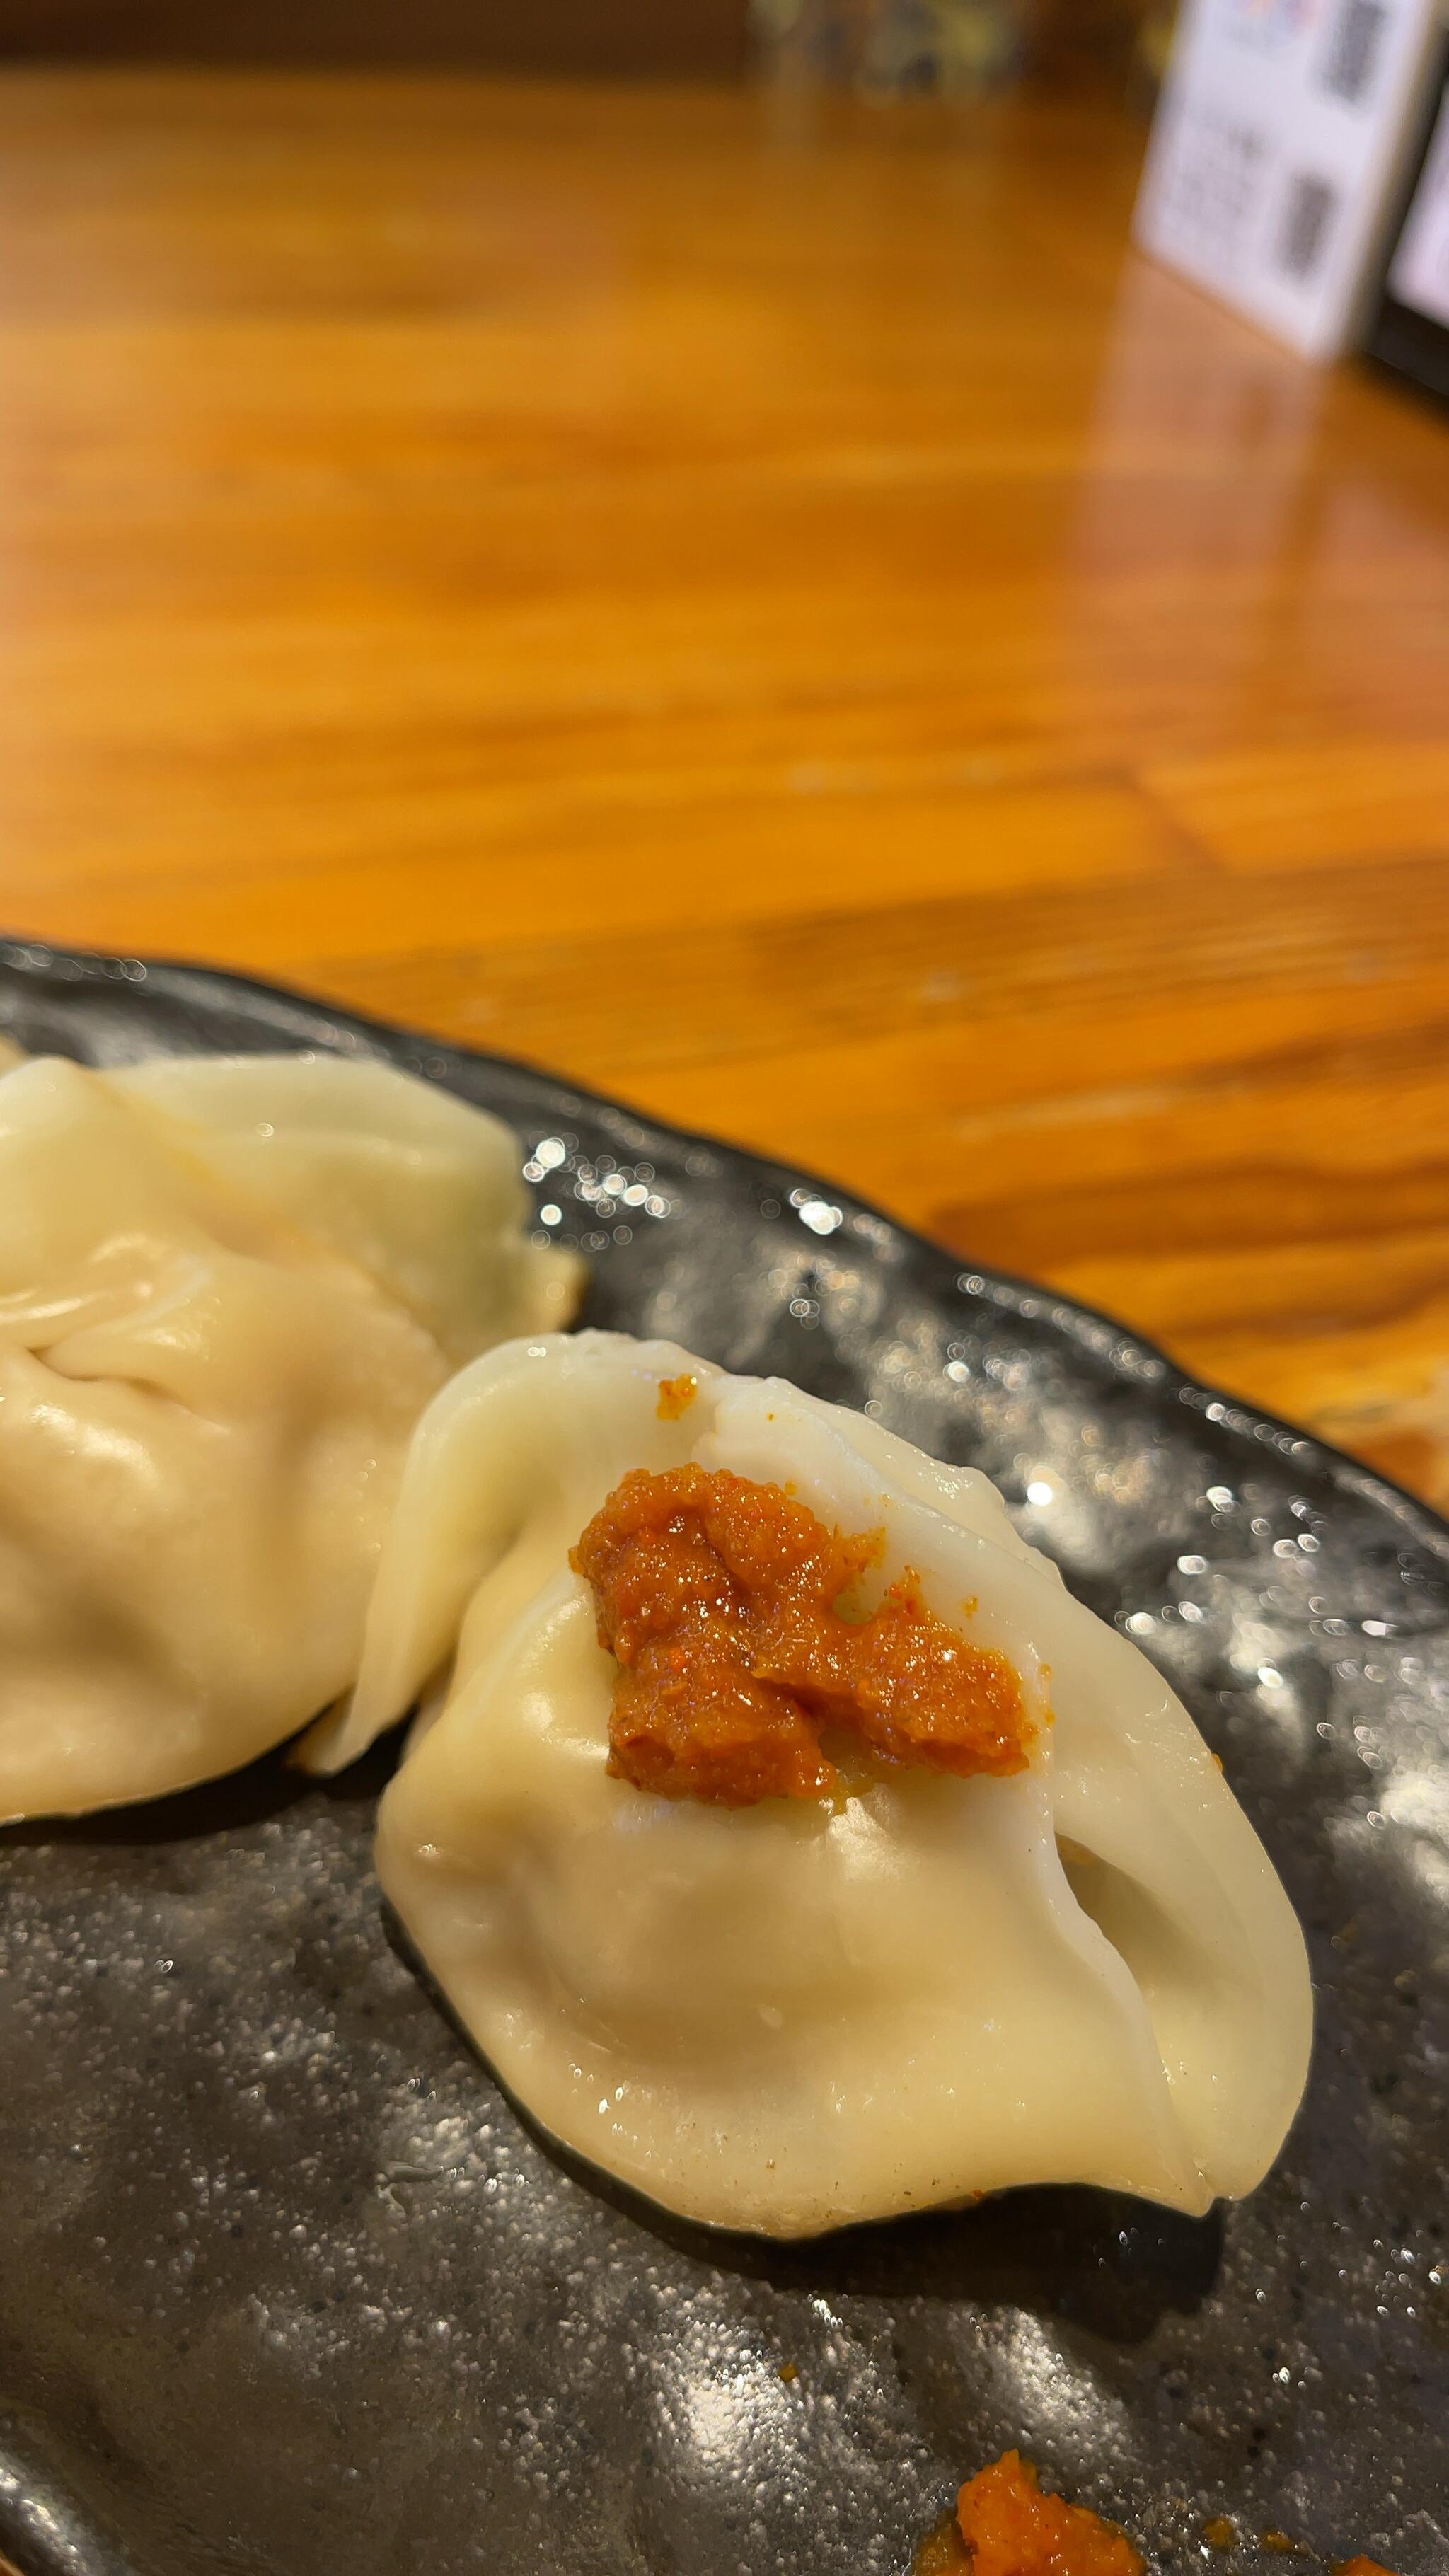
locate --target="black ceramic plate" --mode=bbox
[0,940,1444,2576]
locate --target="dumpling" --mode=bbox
[108,1049,578,1363]
[305,1330,1312,2239]
[0,1052,577,1822]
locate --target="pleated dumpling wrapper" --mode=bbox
[109,1049,579,1365]
[0,1051,577,1822]
[306,1331,1312,2239]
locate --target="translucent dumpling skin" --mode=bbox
[0,1052,577,1822]
[311,1332,1314,2240]
[109,1050,579,1364]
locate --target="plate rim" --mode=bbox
[5,930,1443,1566]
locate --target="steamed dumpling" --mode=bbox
[109,1050,578,1363]
[0,1053,577,1822]
[306,1331,1312,2239]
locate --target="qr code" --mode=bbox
[1160,110,1267,267]
[1278,172,1339,279]
[1321,0,1388,105]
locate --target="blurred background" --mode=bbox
[0,0,1176,81]
[0,0,1445,1503]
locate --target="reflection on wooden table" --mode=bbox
[0,71,1446,1511]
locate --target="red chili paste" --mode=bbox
[571,1464,1029,1807]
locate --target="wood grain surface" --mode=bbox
[1,70,1448,1510]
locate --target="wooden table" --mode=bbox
[2,70,1448,1506]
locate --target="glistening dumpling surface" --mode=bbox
[110,1050,579,1363]
[0,1053,575,1822]
[312,1332,1312,2238]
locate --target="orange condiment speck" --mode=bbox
[913,2514,971,2573]
[1332,2561,1402,2576]
[955,2451,1145,2576]
[571,1465,1031,1807]
[656,1373,698,1421]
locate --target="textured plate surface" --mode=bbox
[0,940,1445,2576]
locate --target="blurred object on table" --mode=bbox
[1136,0,1446,359]
[0,0,751,76]
[753,0,1026,91]
[1365,21,1449,402]
[753,0,1172,95]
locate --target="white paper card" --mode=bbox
[1388,82,1449,326]
[1136,0,1443,359]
